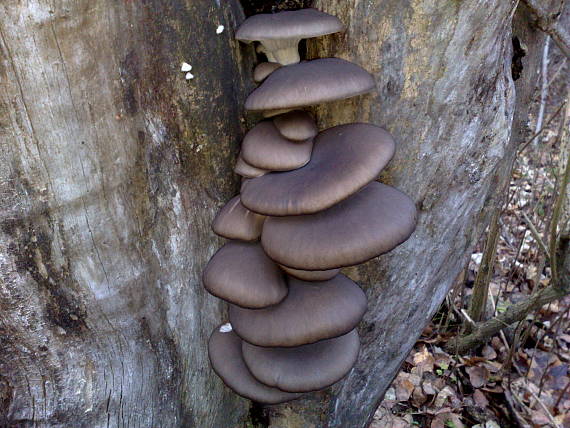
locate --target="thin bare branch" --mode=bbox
[521,212,550,257]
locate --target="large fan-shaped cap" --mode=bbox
[273,110,318,141]
[242,329,359,392]
[241,121,313,171]
[203,241,287,308]
[245,58,375,111]
[241,124,395,216]
[236,9,344,65]
[212,196,266,242]
[236,9,343,44]
[262,182,417,270]
[280,265,339,282]
[208,324,302,404]
[230,274,366,347]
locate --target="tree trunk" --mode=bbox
[0,0,545,427]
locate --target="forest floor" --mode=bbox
[371,42,569,428]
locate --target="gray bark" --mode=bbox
[0,0,546,427]
[1,1,253,426]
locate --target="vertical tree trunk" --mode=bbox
[267,0,544,426]
[0,0,546,427]
[1,1,254,426]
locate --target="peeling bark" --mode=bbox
[0,1,544,427]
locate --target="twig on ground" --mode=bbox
[444,285,567,354]
[526,383,561,428]
[522,212,550,257]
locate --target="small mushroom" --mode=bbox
[245,58,375,112]
[262,182,417,271]
[234,153,269,178]
[208,325,302,404]
[242,329,359,392]
[279,265,339,282]
[253,62,282,82]
[272,110,318,142]
[236,9,343,65]
[241,123,395,216]
[241,121,313,171]
[229,274,366,347]
[212,195,266,242]
[203,241,288,308]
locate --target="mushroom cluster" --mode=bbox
[204,8,417,404]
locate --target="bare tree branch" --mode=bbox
[445,285,567,354]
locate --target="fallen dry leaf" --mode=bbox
[431,412,464,428]
[466,366,489,388]
[395,377,415,402]
[413,345,436,374]
[482,345,497,360]
[473,389,489,408]
[412,386,428,407]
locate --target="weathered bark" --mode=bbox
[0,1,254,426]
[0,0,547,427]
[267,1,544,427]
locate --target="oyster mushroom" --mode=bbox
[261,182,417,271]
[229,274,366,347]
[203,241,287,309]
[241,120,313,171]
[241,123,395,216]
[242,329,360,393]
[234,152,268,178]
[272,110,318,142]
[212,195,265,242]
[253,62,282,82]
[245,58,375,112]
[208,324,302,403]
[236,9,343,65]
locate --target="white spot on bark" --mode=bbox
[216,25,224,34]
[219,323,232,333]
[181,62,192,72]
[185,72,194,80]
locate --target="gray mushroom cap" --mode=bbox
[241,123,395,216]
[241,121,313,171]
[280,265,339,282]
[234,153,269,178]
[229,274,366,347]
[242,329,360,392]
[208,324,302,404]
[236,9,344,65]
[262,182,417,271]
[212,195,266,242]
[253,62,282,82]
[245,58,375,111]
[203,241,288,308]
[273,110,318,141]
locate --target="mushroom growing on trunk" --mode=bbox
[236,9,344,65]
[204,7,417,404]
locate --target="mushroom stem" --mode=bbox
[263,108,295,118]
[258,40,301,66]
[270,46,301,65]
